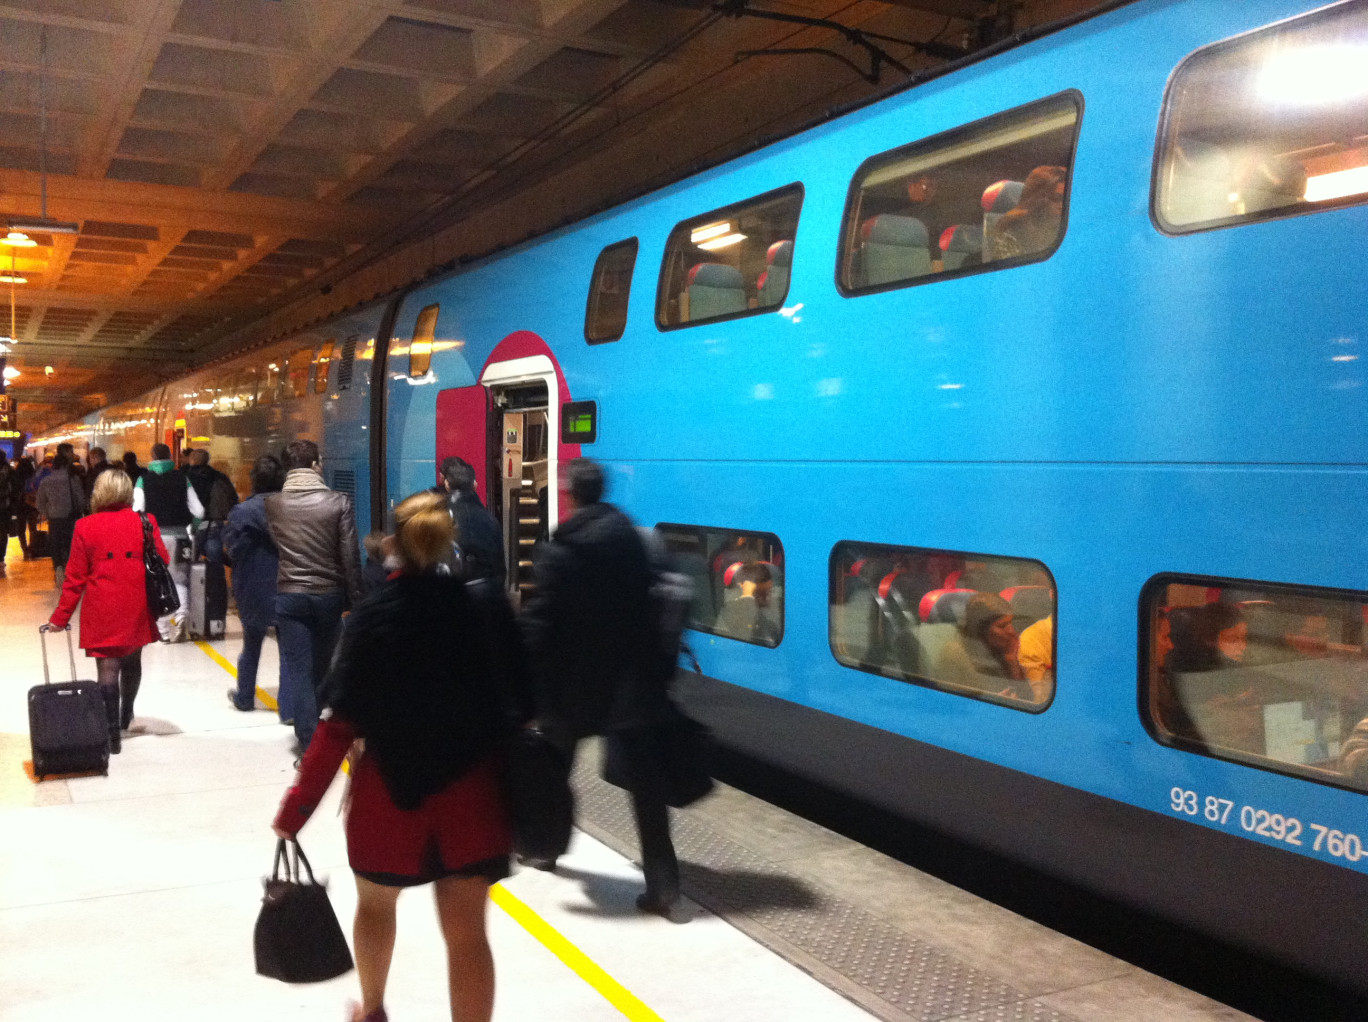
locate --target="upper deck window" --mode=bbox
[839,93,1081,294]
[1143,575,1368,792]
[656,185,803,330]
[410,304,438,377]
[287,345,314,399]
[314,340,334,394]
[1154,3,1368,233]
[585,239,638,343]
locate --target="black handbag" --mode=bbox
[140,512,180,617]
[254,839,354,983]
[503,728,574,861]
[603,705,715,809]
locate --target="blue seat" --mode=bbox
[686,263,746,321]
[857,215,932,287]
[757,240,794,307]
[938,224,983,270]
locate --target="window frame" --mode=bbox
[828,539,1056,713]
[410,304,438,378]
[584,237,639,344]
[654,182,805,333]
[1150,3,1368,237]
[655,522,785,648]
[836,90,1084,298]
[1139,571,1368,793]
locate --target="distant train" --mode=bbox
[30,0,1368,993]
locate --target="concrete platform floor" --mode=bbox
[0,541,1256,1022]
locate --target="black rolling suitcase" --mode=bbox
[188,561,228,640]
[29,627,109,780]
[29,525,50,559]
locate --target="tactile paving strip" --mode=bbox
[570,755,1081,1022]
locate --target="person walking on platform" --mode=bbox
[14,455,35,558]
[265,439,361,753]
[44,469,170,750]
[273,491,526,1022]
[437,456,505,587]
[120,450,144,485]
[222,455,283,712]
[133,443,203,642]
[520,457,683,917]
[0,455,18,575]
[36,444,87,586]
[82,447,112,501]
[185,448,237,563]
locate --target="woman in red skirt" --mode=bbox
[273,491,529,1022]
[46,468,169,751]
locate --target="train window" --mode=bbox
[1154,3,1368,234]
[258,360,280,406]
[1142,575,1368,792]
[315,340,334,394]
[410,304,438,377]
[656,184,803,330]
[287,345,314,399]
[829,542,1055,710]
[656,524,784,647]
[839,93,1081,294]
[585,238,638,343]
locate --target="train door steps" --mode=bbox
[569,744,1256,1022]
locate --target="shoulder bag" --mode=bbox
[254,838,354,983]
[140,512,180,617]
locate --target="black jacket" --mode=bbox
[520,501,666,736]
[323,573,531,811]
[447,489,505,587]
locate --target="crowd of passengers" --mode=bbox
[13,443,687,1022]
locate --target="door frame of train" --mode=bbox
[369,297,405,532]
[481,354,559,531]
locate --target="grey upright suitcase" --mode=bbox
[188,561,227,640]
[28,627,109,780]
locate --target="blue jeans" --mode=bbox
[233,624,268,709]
[275,592,345,750]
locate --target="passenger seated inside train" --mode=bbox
[1016,613,1053,702]
[716,561,781,647]
[931,592,1036,703]
[984,165,1066,261]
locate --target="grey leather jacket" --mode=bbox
[265,470,362,606]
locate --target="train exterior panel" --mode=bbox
[27,0,1367,991]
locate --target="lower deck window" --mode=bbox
[657,524,783,647]
[1143,576,1368,792]
[830,542,1054,710]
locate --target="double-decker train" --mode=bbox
[29,0,1368,994]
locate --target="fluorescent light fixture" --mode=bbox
[690,221,732,244]
[1258,45,1368,106]
[0,338,12,353]
[2,366,19,380]
[697,232,746,251]
[1,232,36,248]
[0,275,26,284]
[1304,164,1368,202]
[7,217,79,235]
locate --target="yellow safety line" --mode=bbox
[193,639,278,711]
[489,883,665,1022]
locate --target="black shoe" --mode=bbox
[227,689,253,712]
[518,855,558,872]
[635,892,683,921]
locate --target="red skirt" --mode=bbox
[345,753,512,886]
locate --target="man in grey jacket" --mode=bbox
[265,439,361,752]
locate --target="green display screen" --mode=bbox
[560,400,597,444]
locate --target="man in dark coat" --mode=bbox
[437,456,505,587]
[519,458,680,916]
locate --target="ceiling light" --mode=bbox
[2,366,19,380]
[6,217,78,235]
[0,274,26,284]
[1304,164,1368,202]
[0,338,12,354]
[44,365,53,377]
[690,221,733,244]
[697,232,746,251]
[1258,45,1368,106]
[1,232,36,248]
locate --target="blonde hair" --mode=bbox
[393,491,452,572]
[91,468,133,512]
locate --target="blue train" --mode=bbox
[30,0,1368,992]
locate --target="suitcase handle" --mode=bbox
[37,625,77,686]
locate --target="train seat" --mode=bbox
[857,215,932,287]
[938,224,983,270]
[981,180,1023,261]
[758,240,794,306]
[919,587,977,625]
[1000,585,1052,629]
[686,263,747,321]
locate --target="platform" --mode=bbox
[0,545,1254,1022]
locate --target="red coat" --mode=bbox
[51,506,169,654]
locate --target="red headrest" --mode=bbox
[942,569,962,589]
[919,588,975,623]
[723,561,744,587]
[847,558,866,578]
[878,570,902,601]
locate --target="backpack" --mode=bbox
[639,528,696,682]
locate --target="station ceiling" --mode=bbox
[0,0,1103,435]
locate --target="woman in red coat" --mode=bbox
[47,468,169,752]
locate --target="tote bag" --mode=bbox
[140,513,180,617]
[253,839,354,983]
